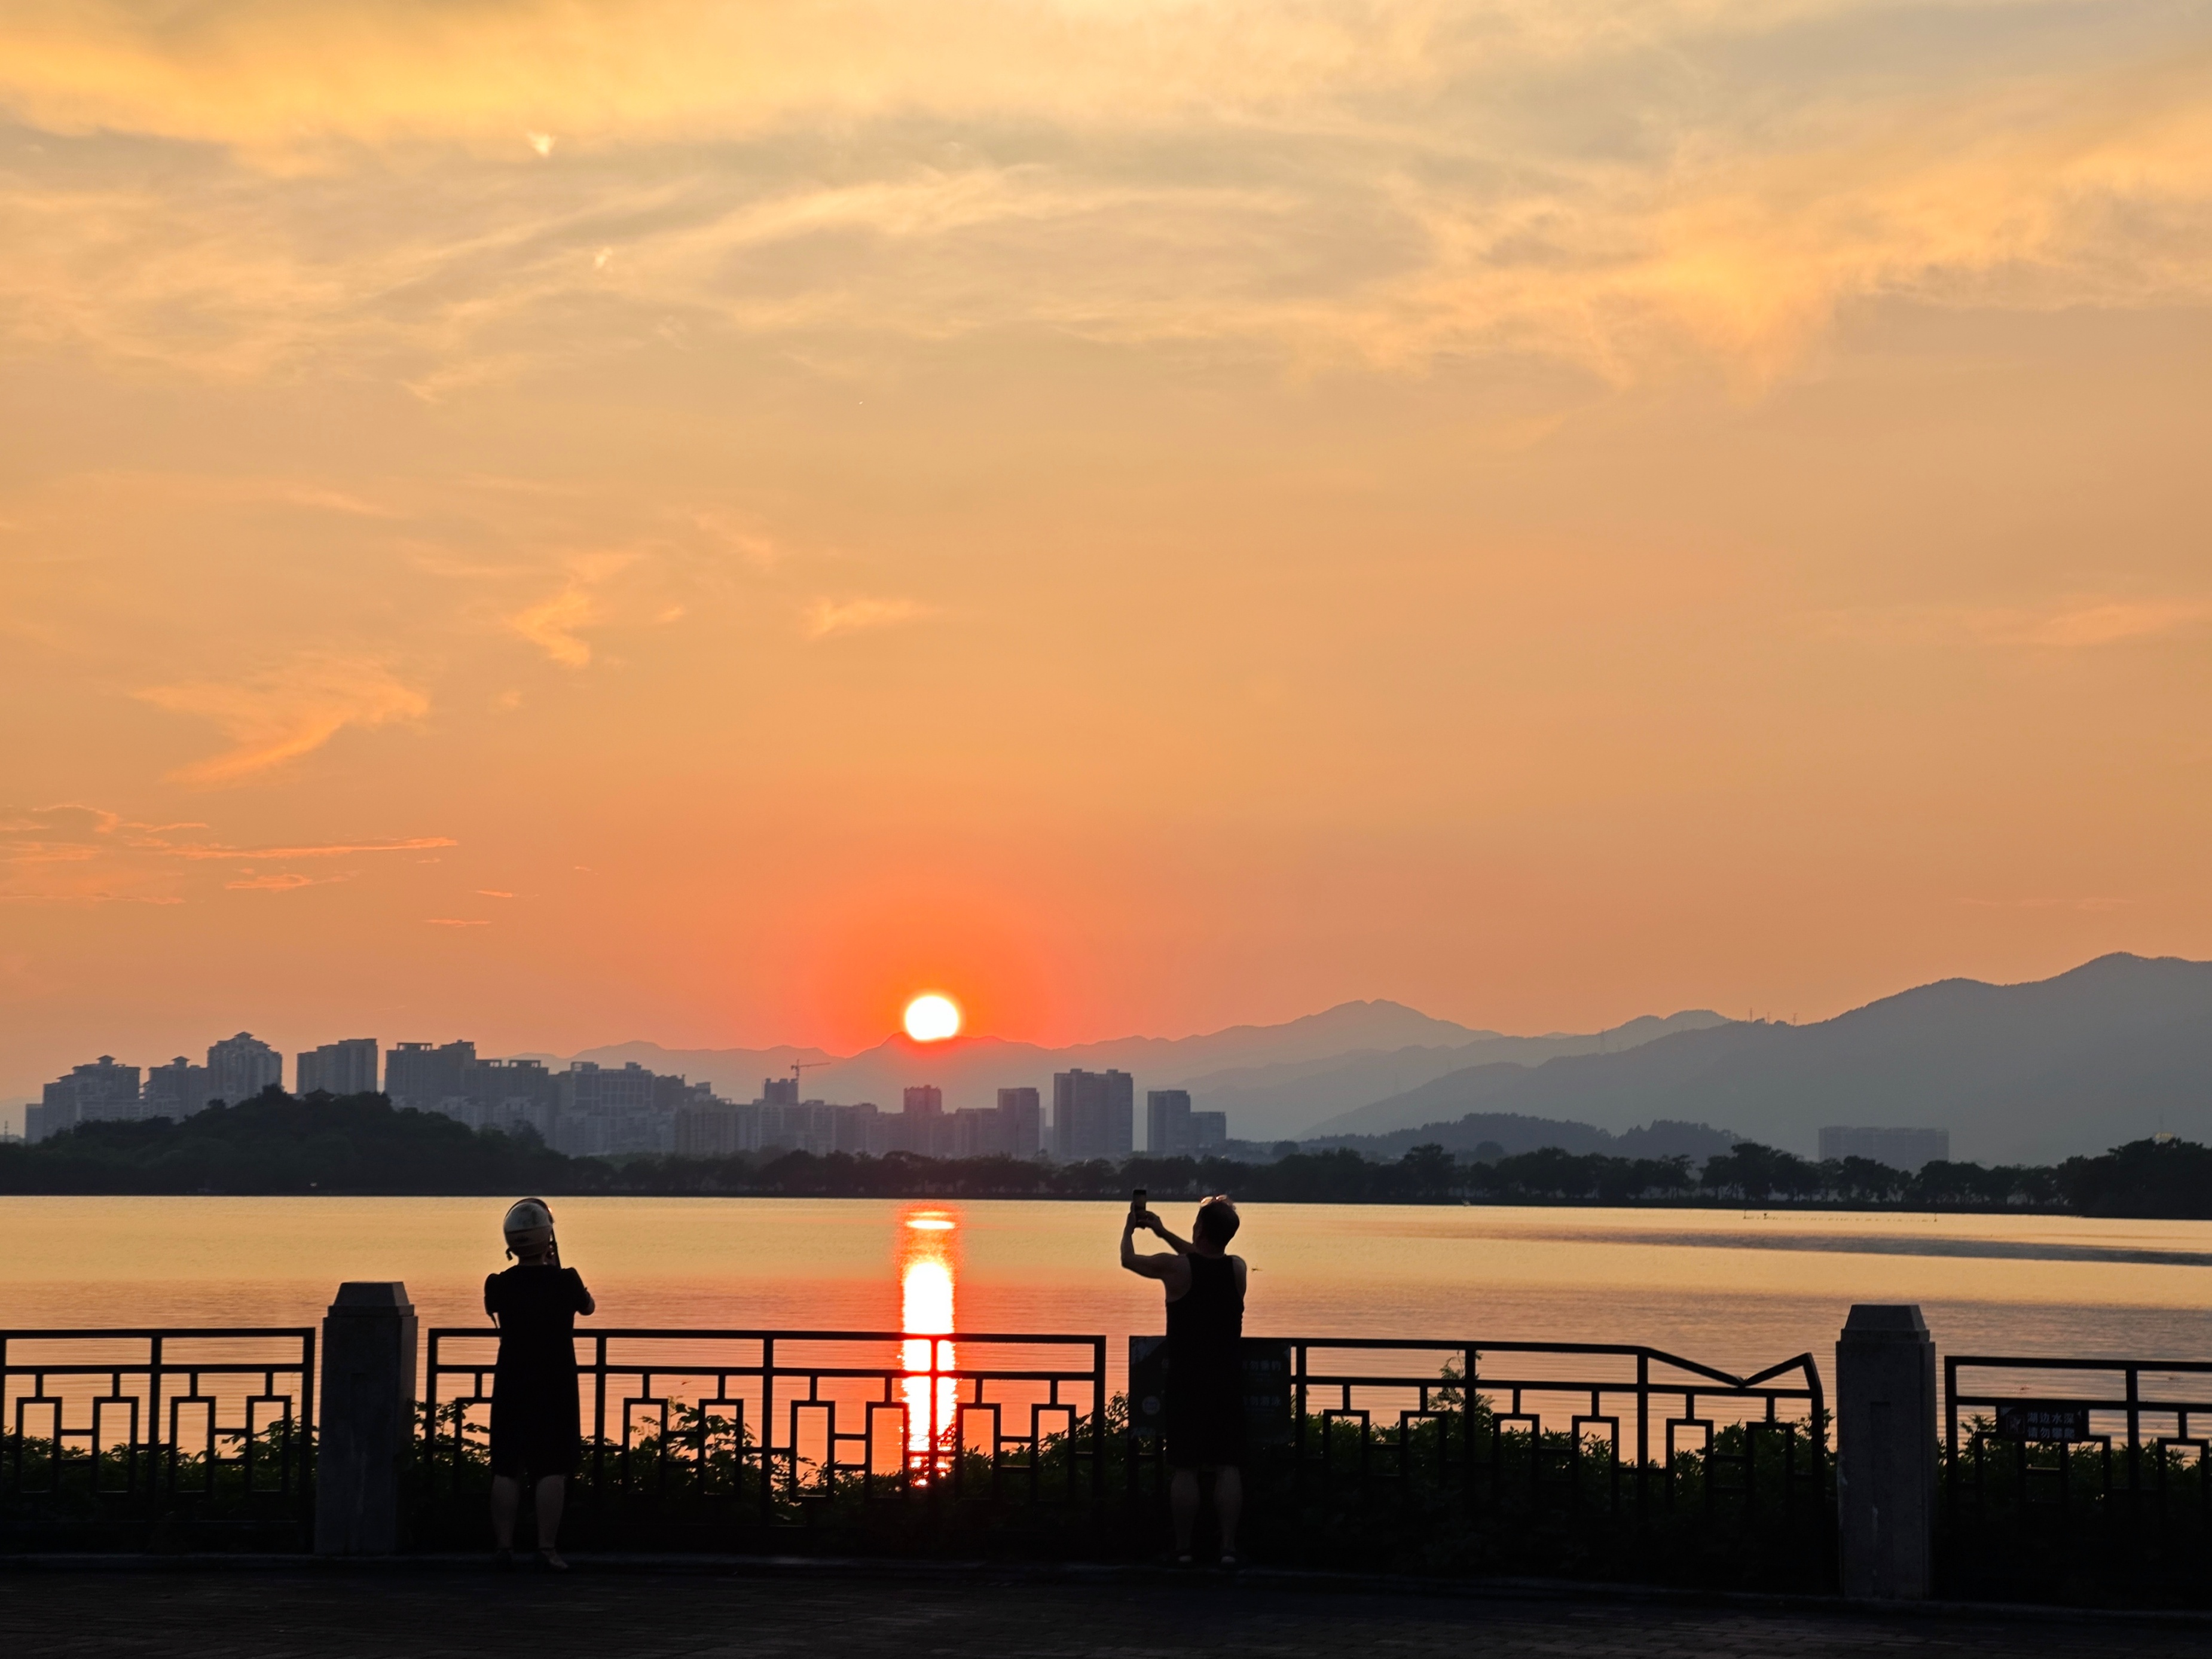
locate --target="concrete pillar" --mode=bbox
[1835,1303,1937,1600]
[315,1281,419,1556]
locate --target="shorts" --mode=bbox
[1164,1370,1245,1469]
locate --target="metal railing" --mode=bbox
[1941,1354,2212,1602]
[1125,1336,1831,1582]
[0,1327,316,1549]
[1947,1354,2212,1514]
[418,1327,1108,1547]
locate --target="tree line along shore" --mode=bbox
[1,1087,2202,1216]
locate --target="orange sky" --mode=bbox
[4,1,2211,1111]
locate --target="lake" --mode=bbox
[6,1196,2211,1391]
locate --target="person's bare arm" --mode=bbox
[1147,1220,1198,1256]
[575,1278,596,1317]
[1120,1213,1181,1278]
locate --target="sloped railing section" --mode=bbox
[1126,1337,1831,1587]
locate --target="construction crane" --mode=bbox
[789,1059,835,1091]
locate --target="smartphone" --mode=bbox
[1131,1188,1147,1216]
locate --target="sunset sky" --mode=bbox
[5,1,2211,1112]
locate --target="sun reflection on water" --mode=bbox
[900,1210,958,1466]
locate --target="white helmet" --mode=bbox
[502,1197,555,1256]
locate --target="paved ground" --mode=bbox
[2,1565,2204,1659]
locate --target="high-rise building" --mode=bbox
[1053,1069,1134,1162]
[470,1058,560,1140]
[997,1087,1042,1156]
[207,1032,283,1103]
[30,1055,142,1140]
[892,1084,952,1155]
[1144,1089,1229,1157]
[1146,1089,1191,1154]
[297,1038,379,1097]
[384,1040,476,1114]
[142,1056,214,1120]
[555,1061,663,1155]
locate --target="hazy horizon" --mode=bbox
[7,3,2211,1117]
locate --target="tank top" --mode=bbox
[1166,1252,1244,1368]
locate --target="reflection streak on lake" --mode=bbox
[5,1198,2211,1394]
[900,1212,957,1460]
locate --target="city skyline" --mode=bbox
[21,1028,1188,1157]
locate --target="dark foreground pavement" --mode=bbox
[2,1564,2206,1659]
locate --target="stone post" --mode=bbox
[1835,1303,1937,1599]
[315,1281,419,1556]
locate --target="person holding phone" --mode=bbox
[1120,1193,1247,1566]
[485,1196,595,1571]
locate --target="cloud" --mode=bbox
[801,595,936,641]
[138,655,430,786]
[1966,600,2212,649]
[508,551,641,667]
[424,916,490,926]
[509,585,598,667]
[1,4,2207,386]
[1817,597,2212,652]
[0,803,456,902]
[175,838,456,860]
[224,871,350,891]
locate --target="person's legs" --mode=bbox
[534,1475,568,1565]
[1213,1464,1242,1558]
[490,1474,521,1551]
[1168,1467,1200,1556]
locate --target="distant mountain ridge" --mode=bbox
[1307,954,2212,1163]
[566,1001,1730,1144]
[557,953,2212,1162]
[1282,1010,1732,1138]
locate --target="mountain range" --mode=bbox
[567,1003,1721,1145]
[560,953,2212,1164]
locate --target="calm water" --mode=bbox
[6,1197,2212,1391]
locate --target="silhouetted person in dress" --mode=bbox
[1121,1194,1246,1565]
[487,1197,594,1571]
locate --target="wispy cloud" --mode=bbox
[2,5,2208,386]
[508,552,641,667]
[174,838,456,861]
[0,803,455,904]
[1965,600,2212,649]
[137,655,429,785]
[802,595,934,641]
[224,870,350,891]
[1817,597,2212,652]
[424,916,490,927]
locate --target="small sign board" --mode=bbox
[1995,1403,2094,1443]
[1130,1336,1294,1447]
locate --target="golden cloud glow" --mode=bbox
[136,658,430,786]
[802,597,935,641]
[0,4,2205,386]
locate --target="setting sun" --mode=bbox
[903,994,962,1043]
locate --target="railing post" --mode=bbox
[1836,1303,1936,1599]
[315,1281,418,1556]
